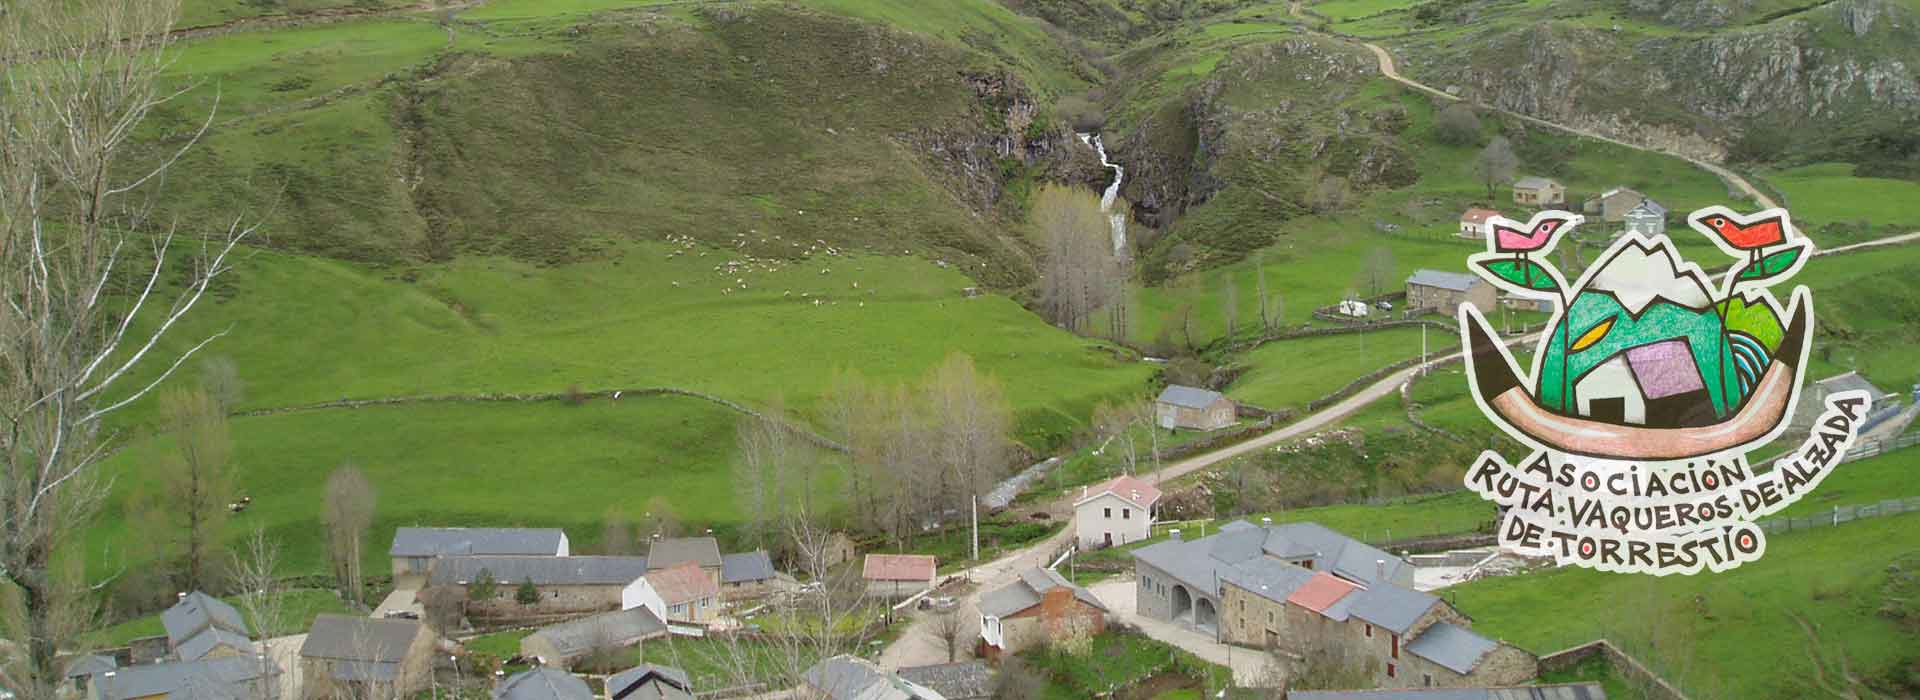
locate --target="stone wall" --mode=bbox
[463,583,625,620]
[1539,640,1692,700]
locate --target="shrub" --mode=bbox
[469,569,498,601]
[516,578,540,605]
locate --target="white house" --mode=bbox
[1073,475,1162,549]
[621,575,666,620]
[1458,208,1500,240]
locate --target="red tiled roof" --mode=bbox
[646,561,718,604]
[1285,572,1360,613]
[1461,207,1500,224]
[1075,474,1162,509]
[863,554,936,582]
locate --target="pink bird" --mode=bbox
[1492,215,1572,254]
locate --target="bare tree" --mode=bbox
[1092,402,1138,475]
[229,528,283,700]
[2,0,255,695]
[1358,247,1396,299]
[1434,103,1482,146]
[735,398,798,548]
[1475,136,1520,200]
[923,353,1012,522]
[200,356,246,411]
[994,657,1049,700]
[1254,252,1274,333]
[323,466,376,605]
[416,585,467,637]
[600,509,637,555]
[1305,174,1349,213]
[931,610,969,663]
[138,388,236,591]
[1221,274,1239,341]
[1033,184,1120,332]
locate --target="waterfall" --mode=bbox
[1077,133,1127,256]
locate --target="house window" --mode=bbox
[1104,507,1112,518]
[1122,508,1131,520]
[1266,611,1273,624]
[1386,663,1396,679]
[1391,634,1400,659]
[1364,624,1372,638]
[1424,674,1433,687]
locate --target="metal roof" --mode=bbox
[428,556,650,587]
[897,662,994,700]
[524,607,666,658]
[299,615,423,663]
[1405,621,1500,675]
[721,551,776,584]
[647,538,723,571]
[1406,269,1480,293]
[863,555,936,582]
[1155,385,1225,409]
[90,655,278,700]
[494,668,594,700]
[1289,685,1604,700]
[390,527,567,557]
[609,664,694,700]
[647,562,720,604]
[162,592,249,646]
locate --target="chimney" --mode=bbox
[1261,517,1273,527]
[1130,489,1139,502]
[1376,559,1386,581]
[177,591,187,601]
[1170,529,1182,542]
[1081,486,1088,498]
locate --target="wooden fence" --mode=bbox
[1756,496,1920,535]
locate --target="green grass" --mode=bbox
[1767,163,1920,230]
[1451,512,1920,700]
[1311,0,1423,21]
[177,0,408,28]
[88,589,353,647]
[1226,327,1432,411]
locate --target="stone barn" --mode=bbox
[519,607,666,669]
[977,568,1108,659]
[298,615,438,700]
[389,527,569,581]
[1154,385,1235,431]
[427,556,653,619]
[1407,269,1496,315]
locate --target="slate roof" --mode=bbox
[1074,474,1162,509]
[978,567,1106,618]
[1133,520,1429,628]
[1406,622,1500,675]
[1513,176,1559,190]
[177,627,257,662]
[299,615,423,663]
[1213,556,1313,605]
[390,527,567,557]
[1406,269,1480,293]
[897,662,994,700]
[608,664,695,700]
[647,538,723,571]
[1262,522,1413,587]
[647,562,720,605]
[803,655,945,700]
[721,551,776,584]
[90,655,278,700]
[427,556,650,587]
[162,592,248,646]
[1345,581,1440,635]
[494,668,594,700]
[863,554,936,582]
[1289,685,1605,700]
[1629,198,1668,217]
[1460,208,1500,224]
[1816,371,1889,399]
[64,655,118,679]
[1156,385,1225,410]
[523,607,666,659]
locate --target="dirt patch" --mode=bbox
[1121,671,1199,700]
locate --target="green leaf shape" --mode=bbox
[1737,246,1805,281]
[1478,259,1560,291]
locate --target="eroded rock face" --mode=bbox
[1405,0,1920,161]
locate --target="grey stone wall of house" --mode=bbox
[463,584,626,619]
[1221,581,1531,689]
[1132,560,1217,632]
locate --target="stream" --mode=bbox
[1077,133,1128,256]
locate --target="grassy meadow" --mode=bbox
[1225,327,1433,412]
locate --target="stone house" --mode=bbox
[862,554,937,601]
[646,537,723,589]
[720,551,777,601]
[1131,521,1417,639]
[1217,562,1535,689]
[427,556,654,618]
[646,561,721,624]
[1073,474,1161,549]
[1407,269,1496,315]
[86,656,278,700]
[1622,199,1668,238]
[977,567,1108,659]
[1458,208,1500,240]
[494,668,594,700]
[1511,177,1565,206]
[803,656,944,700]
[1582,187,1647,222]
[390,527,569,580]
[1154,385,1236,431]
[298,615,438,700]
[607,664,695,700]
[161,592,255,662]
[519,606,667,669]
[1288,683,1605,699]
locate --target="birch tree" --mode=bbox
[137,387,235,591]
[323,466,376,605]
[1033,185,1119,332]
[923,353,1011,519]
[3,1,253,697]
[229,528,283,700]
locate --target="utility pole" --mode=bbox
[1421,323,1428,375]
[971,495,980,562]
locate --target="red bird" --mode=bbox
[1492,215,1572,254]
[1695,213,1785,250]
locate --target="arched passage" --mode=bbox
[1171,585,1193,623]
[1195,597,1218,631]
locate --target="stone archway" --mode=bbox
[1171,585,1193,623]
[1196,597,1219,631]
